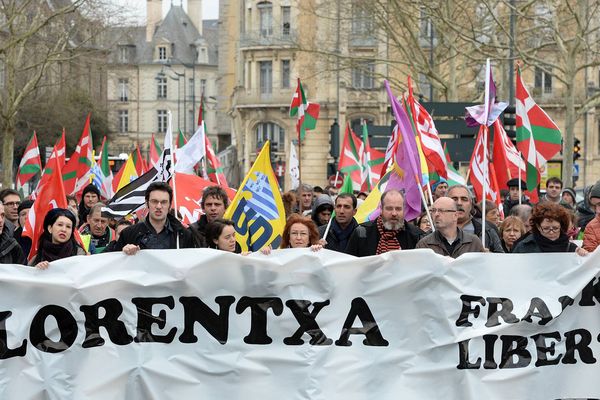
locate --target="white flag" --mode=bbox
[289,141,300,190]
[174,122,206,174]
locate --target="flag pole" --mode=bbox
[481,125,488,250]
[167,111,180,250]
[518,151,523,205]
[415,171,435,232]
[297,125,303,214]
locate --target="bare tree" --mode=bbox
[0,0,127,187]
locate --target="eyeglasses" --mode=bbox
[3,201,20,207]
[430,208,457,214]
[148,199,169,206]
[539,226,561,234]
[290,231,308,237]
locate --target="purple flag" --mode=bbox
[465,59,508,127]
[384,81,422,222]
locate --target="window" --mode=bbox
[118,78,128,102]
[188,78,194,99]
[157,77,167,99]
[281,60,290,88]
[158,46,167,61]
[352,61,375,89]
[351,5,374,36]
[118,110,129,133]
[535,66,552,94]
[259,61,273,96]
[200,79,207,95]
[118,46,129,63]
[157,110,168,133]
[256,122,285,152]
[189,110,195,132]
[281,6,291,36]
[258,2,273,37]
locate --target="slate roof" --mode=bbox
[106,6,217,67]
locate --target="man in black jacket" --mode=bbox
[447,184,504,253]
[0,203,25,264]
[345,190,423,257]
[318,193,359,252]
[113,182,193,254]
[188,186,229,247]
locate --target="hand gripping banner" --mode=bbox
[0,249,599,399]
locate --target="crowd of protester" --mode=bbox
[0,174,599,269]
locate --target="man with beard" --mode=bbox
[345,190,423,257]
[318,193,359,252]
[416,197,484,258]
[189,186,229,247]
[447,184,504,253]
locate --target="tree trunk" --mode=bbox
[2,122,15,188]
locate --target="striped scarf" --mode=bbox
[375,216,401,255]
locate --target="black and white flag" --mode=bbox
[103,113,174,218]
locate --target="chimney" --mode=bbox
[187,0,203,36]
[146,0,162,42]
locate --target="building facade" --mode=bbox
[218,0,600,190]
[105,0,220,158]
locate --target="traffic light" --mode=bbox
[573,137,581,161]
[502,105,516,140]
[329,119,340,159]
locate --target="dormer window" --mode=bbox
[118,46,129,63]
[158,46,167,61]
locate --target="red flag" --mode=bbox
[338,123,364,190]
[23,146,68,261]
[149,133,162,167]
[172,172,236,225]
[56,129,66,167]
[63,114,94,196]
[133,145,147,175]
[469,126,501,205]
[205,136,229,189]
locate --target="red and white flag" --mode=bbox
[338,123,364,191]
[469,126,501,205]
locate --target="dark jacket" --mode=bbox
[576,185,596,230]
[416,229,485,258]
[0,225,25,264]
[110,214,193,251]
[503,196,531,217]
[345,220,423,257]
[13,226,32,260]
[512,234,578,253]
[318,218,359,253]
[189,214,209,248]
[471,218,504,253]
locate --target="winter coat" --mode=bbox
[416,229,484,258]
[472,218,504,253]
[512,234,578,253]
[0,225,25,264]
[345,220,423,257]
[110,214,193,251]
[583,216,600,252]
[318,218,359,253]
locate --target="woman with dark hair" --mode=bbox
[416,212,432,234]
[205,218,240,253]
[30,208,87,269]
[512,203,588,255]
[499,216,526,253]
[280,213,322,251]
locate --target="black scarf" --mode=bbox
[533,231,574,253]
[330,219,356,251]
[38,236,76,262]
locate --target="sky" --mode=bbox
[118,0,219,23]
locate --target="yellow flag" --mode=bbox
[223,141,285,251]
[116,155,138,192]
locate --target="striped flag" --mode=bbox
[63,114,94,196]
[469,126,501,205]
[149,133,162,167]
[56,129,66,167]
[205,135,229,188]
[338,123,364,191]
[103,113,174,218]
[289,78,319,141]
[16,132,42,195]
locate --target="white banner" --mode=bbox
[0,249,599,399]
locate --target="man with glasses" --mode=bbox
[0,189,21,226]
[447,184,504,253]
[345,190,423,257]
[583,181,600,252]
[416,197,484,258]
[112,182,193,254]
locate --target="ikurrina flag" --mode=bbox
[16,132,42,194]
[516,67,562,193]
[149,133,162,168]
[338,122,364,191]
[289,78,319,141]
[56,129,66,167]
[63,114,94,196]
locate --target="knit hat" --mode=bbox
[82,183,101,198]
[507,178,527,191]
[561,187,576,202]
[432,178,448,192]
[17,199,34,214]
[590,181,600,200]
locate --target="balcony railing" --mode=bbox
[235,87,294,107]
[240,28,298,49]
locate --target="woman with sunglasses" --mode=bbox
[512,203,587,256]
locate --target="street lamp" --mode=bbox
[157,65,186,133]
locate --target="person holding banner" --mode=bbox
[318,193,359,253]
[280,214,322,251]
[114,182,193,255]
[345,190,423,257]
[512,202,588,255]
[205,219,240,253]
[29,208,86,269]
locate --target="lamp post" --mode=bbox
[162,65,187,134]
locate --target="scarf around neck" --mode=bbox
[533,231,573,253]
[39,236,76,262]
[375,216,401,255]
